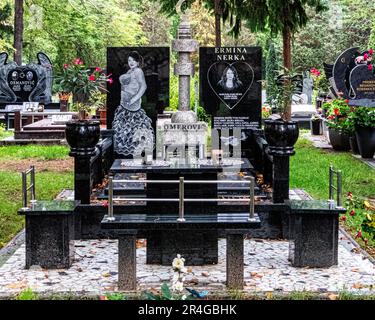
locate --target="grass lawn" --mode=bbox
[291,137,375,251]
[0,144,72,249]
[0,145,69,160]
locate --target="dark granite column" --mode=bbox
[226,231,244,290]
[73,155,93,204]
[118,231,137,291]
[272,155,290,203]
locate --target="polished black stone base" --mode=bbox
[288,200,346,268]
[19,201,77,269]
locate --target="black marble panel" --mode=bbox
[106,47,169,131]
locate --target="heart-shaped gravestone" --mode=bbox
[207,61,254,110]
[7,67,38,102]
[349,64,375,100]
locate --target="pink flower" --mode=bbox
[63,64,69,69]
[368,64,373,71]
[101,200,109,208]
[74,58,83,65]
[364,53,369,60]
[89,74,96,81]
[369,48,374,55]
[107,78,113,84]
[95,67,102,72]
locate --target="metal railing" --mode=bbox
[22,166,36,208]
[107,176,256,222]
[329,165,343,208]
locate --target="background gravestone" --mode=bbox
[332,47,375,107]
[0,52,53,104]
[106,47,170,132]
[199,47,262,157]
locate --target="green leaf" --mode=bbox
[161,282,172,300]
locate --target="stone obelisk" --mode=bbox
[171,0,198,123]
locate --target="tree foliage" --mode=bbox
[0,1,13,53]
[23,0,148,67]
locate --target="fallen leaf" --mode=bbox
[328,294,338,300]
[352,283,364,289]
[102,272,111,278]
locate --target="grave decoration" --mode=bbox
[0,52,53,104]
[157,0,207,162]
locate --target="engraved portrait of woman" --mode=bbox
[112,51,154,157]
[217,66,243,92]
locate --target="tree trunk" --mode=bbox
[282,26,292,121]
[214,0,222,47]
[13,0,24,65]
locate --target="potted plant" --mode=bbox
[55,58,112,118]
[56,58,112,153]
[324,99,352,151]
[310,114,322,135]
[264,70,300,155]
[352,107,375,158]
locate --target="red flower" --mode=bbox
[101,200,109,207]
[368,64,373,71]
[356,230,362,238]
[345,99,349,104]
[333,108,340,116]
[347,191,352,198]
[341,216,346,221]
[349,210,355,216]
[369,48,374,55]
[364,53,369,60]
[89,74,96,81]
[328,115,335,120]
[107,78,113,84]
[63,64,69,69]
[95,67,102,72]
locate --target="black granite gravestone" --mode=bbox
[349,64,375,106]
[200,47,262,128]
[332,47,375,107]
[200,47,262,158]
[106,47,169,158]
[0,52,53,104]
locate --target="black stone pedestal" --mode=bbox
[226,230,246,290]
[19,201,78,269]
[288,200,346,267]
[118,231,137,291]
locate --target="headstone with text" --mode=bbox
[0,52,53,104]
[200,47,262,129]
